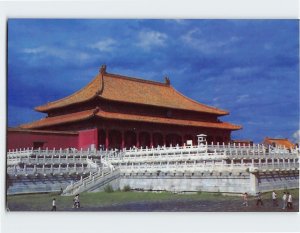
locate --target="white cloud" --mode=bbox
[22,46,90,62]
[181,28,240,54]
[89,38,117,52]
[227,66,260,76]
[23,46,68,59]
[236,94,249,103]
[137,30,168,50]
[23,47,45,54]
[292,129,300,143]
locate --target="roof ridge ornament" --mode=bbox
[164,76,170,86]
[93,106,100,115]
[100,64,107,74]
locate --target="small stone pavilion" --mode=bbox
[19,65,241,149]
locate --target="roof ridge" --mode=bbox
[169,86,229,115]
[95,110,241,130]
[105,72,169,87]
[20,109,96,129]
[35,73,101,112]
[8,128,78,135]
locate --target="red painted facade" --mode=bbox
[78,128,98,149]
[7,129,78,150]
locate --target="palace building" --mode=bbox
[16,65,241,150]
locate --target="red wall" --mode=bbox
[7,131,78,150]
[78,128,98,150]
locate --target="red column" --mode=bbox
[150,132,153,147]
[105,129,109,149]
[213,136,216,143]
[121,130,125,149]
[136,131,140,148]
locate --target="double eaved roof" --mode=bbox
[35,68,228,115]
[20,66,242,131]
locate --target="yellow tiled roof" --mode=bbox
[35,71,228,115]
[264,137,295,149]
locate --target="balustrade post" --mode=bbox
[272,158,275,169]
[58,164,61,173]
[24,164,27,174]
[231,159,234,168]
[42,164,45,174]
[251,159,254,166]
[221,160,224,169]
[288,159,290,169]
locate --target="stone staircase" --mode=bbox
[62,159,120,196]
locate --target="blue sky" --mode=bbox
[7,19,299,143]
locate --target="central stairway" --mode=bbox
[62,159,120,196]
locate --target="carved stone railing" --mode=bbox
[62,160,118,196]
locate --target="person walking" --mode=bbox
[287,193,293,209]
[256,192,263,206]
[242,192,248,207]
[51,198,56,211]
[272,191,278,207]
[282,192,287,210]
[73,194,80,208]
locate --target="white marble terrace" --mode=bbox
[7,135,299,195]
